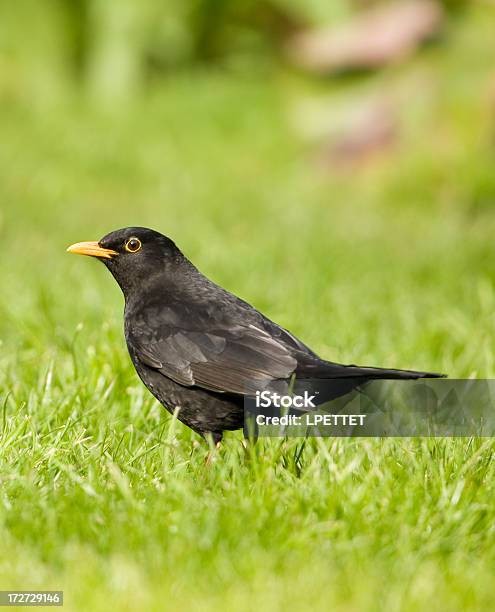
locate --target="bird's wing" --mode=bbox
[128,322,298,395]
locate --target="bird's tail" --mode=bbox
[341,365,445,380]
[300,361,445,380]
[284,360,445,407]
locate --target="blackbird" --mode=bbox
[67,227,443,443]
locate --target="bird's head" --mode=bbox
[67,227,184,295]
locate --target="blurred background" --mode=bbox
[1,0,495,375]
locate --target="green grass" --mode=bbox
[2,6,495,610]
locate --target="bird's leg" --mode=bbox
[204,432,222,466]
[205,441,222,466]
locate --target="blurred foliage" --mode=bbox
[0,0,475,104]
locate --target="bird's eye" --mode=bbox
[125,237,142,253]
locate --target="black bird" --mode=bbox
[67,227,443,444]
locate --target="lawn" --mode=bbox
[1,6,495,610]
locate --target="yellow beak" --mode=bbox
[66,241,118,260]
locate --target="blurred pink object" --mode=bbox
[319,98,398,167]
[288,0,444,73]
